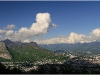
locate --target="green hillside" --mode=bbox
[4,44,68,62]
[0,39,69,62]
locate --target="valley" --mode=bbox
[1,39,100,73]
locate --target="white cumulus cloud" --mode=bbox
[6,24,15,30]
[10,12,56,41]
[1,12,100,44]
[0,29,6,34]
[22,39,30,43]
[6,30,14,36]
[67,32,87,43]
[34,28,100,44]
[34,32,89,44]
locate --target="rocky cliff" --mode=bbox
[0,42,12,59]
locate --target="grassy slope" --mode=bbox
[4,44,68,62]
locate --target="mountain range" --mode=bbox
[0,39,67,62]
[39,42,100,54]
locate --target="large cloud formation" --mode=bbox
[34,28,100,44]
[1,13,100,44]
[0,13,56,41]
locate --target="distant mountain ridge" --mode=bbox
[1,39,13,46]
[1,39,39,48]
[39,42,100,54]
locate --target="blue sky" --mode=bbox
[0,1,100,43]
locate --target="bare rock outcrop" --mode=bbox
[0,42,12,59]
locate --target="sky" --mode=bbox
[0,1,100,44]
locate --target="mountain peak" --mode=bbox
[2,39,13,45]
